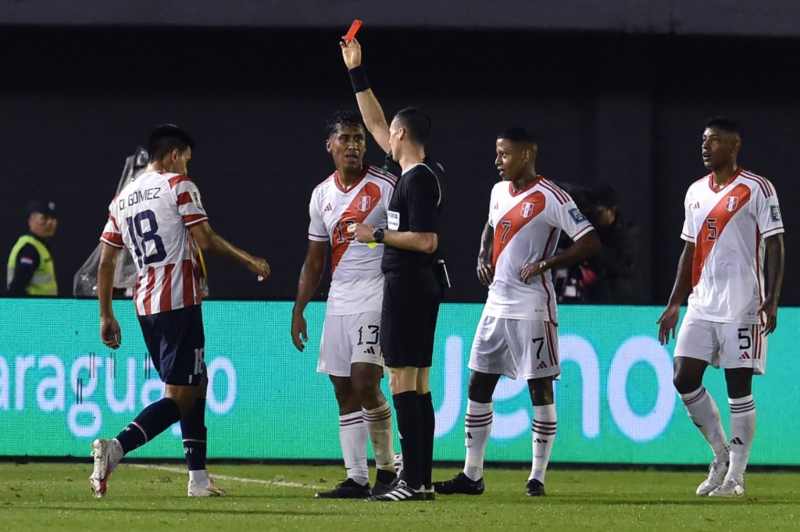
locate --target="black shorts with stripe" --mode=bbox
[138,304,206,385]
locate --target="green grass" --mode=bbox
[1,463,799,531]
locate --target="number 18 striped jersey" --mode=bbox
[99,170,208,316]
[681,169,784,323]
[484,178,594,322]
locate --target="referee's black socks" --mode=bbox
[393,391,423,489]
[418,392,435,488]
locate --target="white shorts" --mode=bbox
[468,313,560,380]
[675,314,767,375]
[317,311,384,377]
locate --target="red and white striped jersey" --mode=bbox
[100,170,209,316]
[483,178,594,322]
[681,169,784,323]
[308,165,396,315]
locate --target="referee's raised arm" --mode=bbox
[340,38,391,153]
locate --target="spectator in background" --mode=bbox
[552,185,638,304]
[6,200,59,296]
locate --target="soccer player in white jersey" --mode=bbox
[90,125,271,498]
[658,117,785,497]
[434,128,600,497]
[291,111,398,498]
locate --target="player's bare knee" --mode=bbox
[528,377,554,405]
[468,371,498,403]
[724,368,753,398]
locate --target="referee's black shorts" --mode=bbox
[381,267,443,368]
[138,304,206,386]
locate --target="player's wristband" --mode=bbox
[349,66,370,93]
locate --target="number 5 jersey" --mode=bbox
[681,169,784,323]
[99,171,208,316]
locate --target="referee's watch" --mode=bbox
[372,227,385,243]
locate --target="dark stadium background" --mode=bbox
[0,1,798,305]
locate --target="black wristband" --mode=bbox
[348,65,370,93]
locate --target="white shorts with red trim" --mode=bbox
[468,311,560,380]
[675,313,767,375]
[317,311,385,377]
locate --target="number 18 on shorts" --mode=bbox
[317,311,384,377]
[469,314,560,380]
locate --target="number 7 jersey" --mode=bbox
[484,178,594,322]
[681,169,784,323]
[99,170,209,316]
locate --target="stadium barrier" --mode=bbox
[0,299,796,465]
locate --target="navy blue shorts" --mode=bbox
[138,305,206,386]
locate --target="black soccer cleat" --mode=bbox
[369,480,428,502]
[371,470,398,497]
[526,478,546,497]
[433,472,485,495]
[315,478,371,499]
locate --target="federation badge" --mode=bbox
[726,196,738,212]
[522,201,535,218]
[359,196,372,212]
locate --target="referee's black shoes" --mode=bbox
[432,472,485,495]
[369,479,429,501]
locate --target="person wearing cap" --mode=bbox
[6,201,59,296]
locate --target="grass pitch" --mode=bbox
[1,463,798,531]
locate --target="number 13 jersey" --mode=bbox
[484,178,593,322]
[99,170,209,316]
[681,169,784,323]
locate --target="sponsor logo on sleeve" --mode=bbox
[569,208,587,224]
[771,205,782,222]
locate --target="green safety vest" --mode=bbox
[6,235,58,296]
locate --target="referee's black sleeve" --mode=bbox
[406,172,440,233]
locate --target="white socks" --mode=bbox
[727,395,756,481]
[363,402,396,473]
[189,469,209,484]
[530,403,557,483]
[463,400,493,481]
[680,387,729,461]
[339,412,369,486]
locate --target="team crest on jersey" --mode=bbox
[726,196,738,212]
[359,196,372,212]
[521,201,536,218]
[569,208,586,223]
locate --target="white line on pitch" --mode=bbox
[128,463,322,490]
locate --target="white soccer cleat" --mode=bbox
[188,479,225,497]
[696,459,729,496]
[708,477,745,497]
[89,438,123,498]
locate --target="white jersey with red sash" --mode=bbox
[308,165,396,315]
[483,178,594,322]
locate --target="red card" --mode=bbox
[342,19,363,43]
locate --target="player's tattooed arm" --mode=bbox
[189,221,271,280]
[657,241,695,344]
[97,243,122,349]
[759,234,784,335]
[291,241,328,351]
[340,38,391,153]
[520,230,601,283]
[477,216,494,286]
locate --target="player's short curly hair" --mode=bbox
[705,116,740,135]
[326,110,364,137]
[147,124,195,161]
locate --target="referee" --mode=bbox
[342,37,445,502]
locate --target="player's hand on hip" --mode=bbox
[656,304,679,345]
[100,317,121,349]
[758,298,778,335]
[340,38,362,69]
[349,222,375,243]
[476,257,494,286]
[290,311,308,352]
[249,257,271,281]
[519,260,548,284]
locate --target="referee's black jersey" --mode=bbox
[381,160,444,272]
